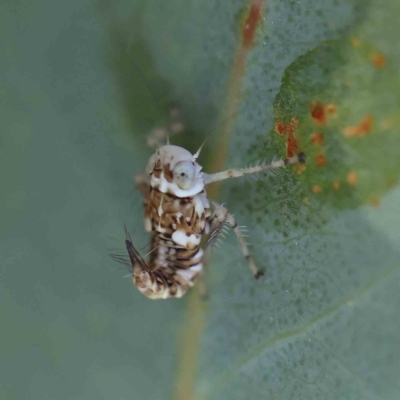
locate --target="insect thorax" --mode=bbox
[145,187,211,248]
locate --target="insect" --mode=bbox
[113,115,306,300]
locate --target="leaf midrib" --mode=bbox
[173,2,266,399]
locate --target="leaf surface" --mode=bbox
[1,1,400,400]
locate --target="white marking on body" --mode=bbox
[144,218,151,232]
[155,245,168,266]
[172,230,201,249]
[176,263,203,282]
[175,286,183,298]
[158,194,164,217]
[156,195,166,233]
[198,192,210,209]
[193,195,205,217]
[190,248,203,264]
[156,224,166,234]
[152,168,205,197]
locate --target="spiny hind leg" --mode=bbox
[208,204,264,279]
[147,108,185,149]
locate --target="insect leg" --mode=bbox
[203,153,306,184]
[226,212,264,279]
[208,204,264,279]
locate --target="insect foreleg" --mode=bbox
[207,204,264,279]
[203,152,306,185]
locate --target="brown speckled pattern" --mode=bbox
[144,188,208,237]
[133,187,210,299]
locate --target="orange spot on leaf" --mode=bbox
[315,153,327,168]
[332,181,340,190]
[302,197,309,204]
[371,52,386,69]
[274,117,300,158]
[343,115,373,137]
[312,185,321,194]
[310,102,327,126]
[242,4,262,48]
[309,102,338,126]
[347,172,358,187]
[286,136,299,158]
[310,132,324,146]
[274,121,286,136]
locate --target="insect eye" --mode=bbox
[173,161,195,190]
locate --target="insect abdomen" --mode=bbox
[128,183,210,299]
[132,234,203,299]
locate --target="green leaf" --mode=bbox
[1,1,400,400]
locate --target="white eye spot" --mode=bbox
[173,161,196,190]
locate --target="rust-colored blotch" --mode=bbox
[333,181,340,190]
[343,115,373,137]
[242,4,262,48]
[315,153,327,168]
[275,118,299,136]
[275,121,286,135]
[286,136,299,159]
[310,132,324,146]
[274,117,300,158]
[302,197,309,204]
[310,102,327,125]
[347,172,358,187]
[371,52,386,69]
[310,101,337,126]
[312,185,321,194]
